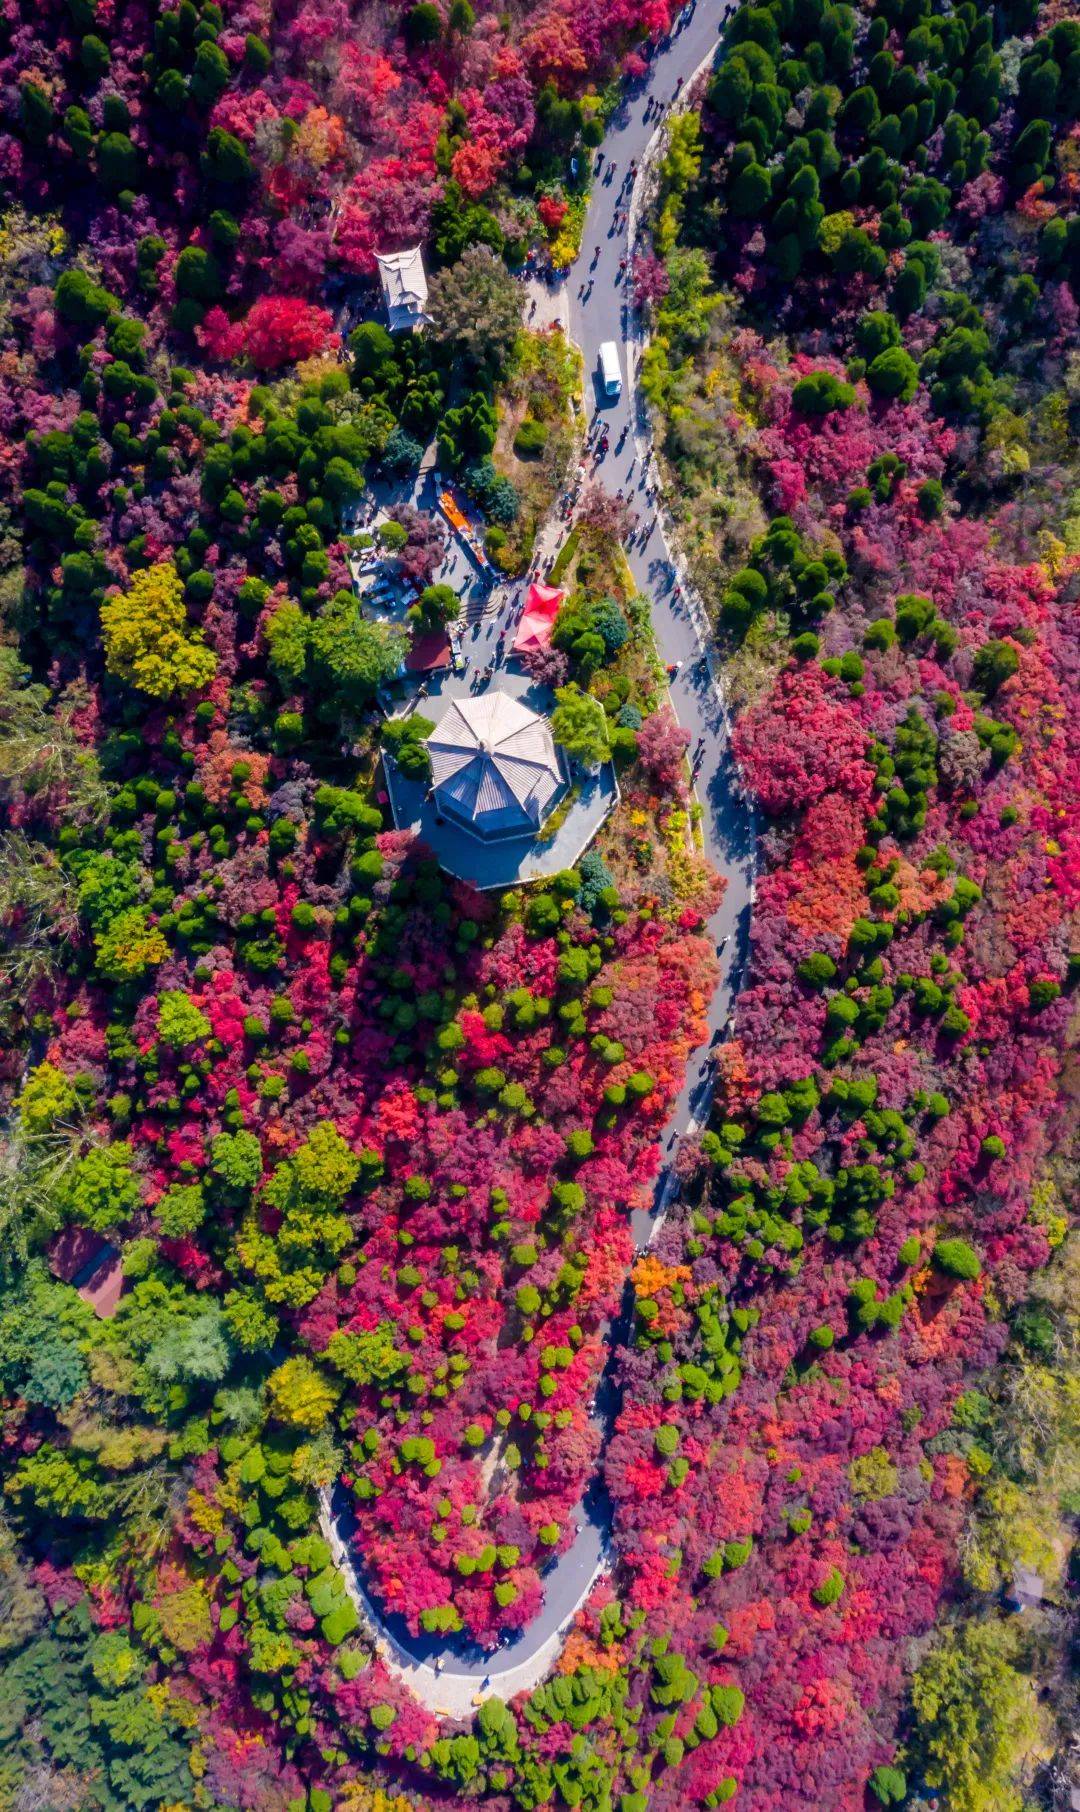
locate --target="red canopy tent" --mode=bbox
[512,582,564,656]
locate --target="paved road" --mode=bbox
[326,0,755,1715]
[568,0,751,1186]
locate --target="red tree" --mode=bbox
[637,704,691,791]
[242,297,334,371]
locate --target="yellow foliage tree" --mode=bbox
[655,112,702,256]
[101,563,217,698]
[335,1786,415,1812]
[15,1060,78,1132]
[266,1356,339,1432]
[910,1620,1045,1812]
[93,905,168,980]
[156,1581,214,1654]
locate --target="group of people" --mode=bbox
[586,415,611,458]
[579,50,703,305]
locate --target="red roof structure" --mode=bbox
[405,630,452,674]
[512,583,564,656]
[50,1225,109,1284]
[49,1226,126,1320]
[80,1254,126,1318]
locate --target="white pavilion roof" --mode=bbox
[427,693,564,839]
[375,246,428,332]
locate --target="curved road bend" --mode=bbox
[323,1,756,1717]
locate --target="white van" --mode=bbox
[598,340,622,399]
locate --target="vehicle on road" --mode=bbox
[598,340,622,398]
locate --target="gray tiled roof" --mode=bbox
[428,693,563,838]
[376,246,428,317]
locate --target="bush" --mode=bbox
[864,617,896,651]
[972,638,1020,696]
[917,478,944,518]
[98,131,139,191]
[513,417,549,458]
[933,1238,981,1280]
[55,268,119,330]
[866,346,919,401]
[175,245,222,303]
[869,1765,907,1806]
[1029,978,1061,1011]
[711,1685,745,1726]
[792,370,857,416]
[321,1601,359,1645]
[382,426,424,474]
[855,311,901,360]
[797,951,837,987]
[404,1,441,45]
[812,1567,845,1606]
[730,162,773,215]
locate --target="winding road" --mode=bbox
[321,0,755,1718]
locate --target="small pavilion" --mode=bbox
[427,693,564,841]
[376,246,429,334]
[382,682,618,889]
